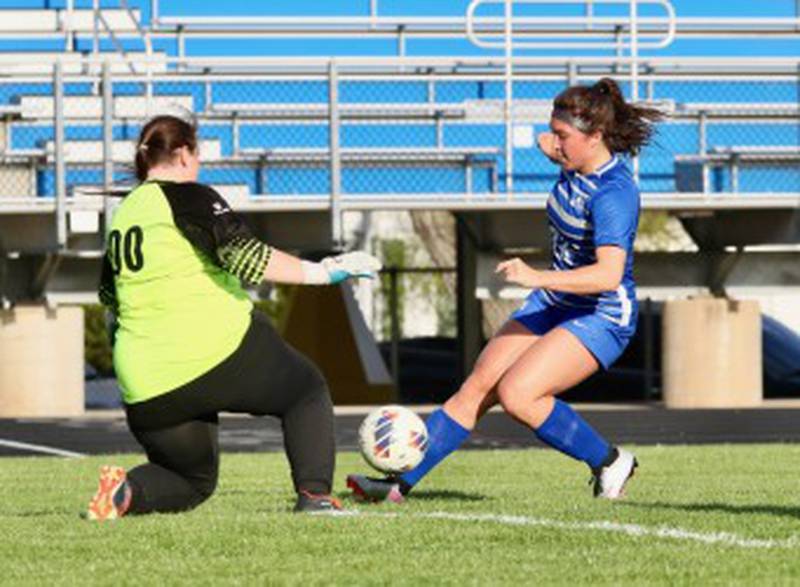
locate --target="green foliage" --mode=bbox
[83,304,113,376]
[379,239,407,340]
[1,445,800,584]
[375,238,456,340]
[252,284,293,328]
[635,210,692,251]
[432,272,456,337]
[638,210,670,238]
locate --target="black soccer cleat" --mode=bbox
[346,474,406,503]
[293,490,344,514]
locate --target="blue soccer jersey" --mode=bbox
[541,154,640,328]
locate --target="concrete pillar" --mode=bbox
[662,296,762,408]
[0,305,84,417]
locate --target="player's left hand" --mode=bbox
[322,251,383,284]
[495,257,544,288]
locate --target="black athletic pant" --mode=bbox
[123,311,335,515]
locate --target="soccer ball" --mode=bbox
[358,405,429,474]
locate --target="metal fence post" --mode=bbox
[54,60,67,249]
[102,60,113,192]
[643,296,655,399]
[102,60,114,236]
[389,266,400,389]
[699,110,708,193]
[177,25,185,71]
[503,0,513,199]
[630,0,640,183]
[328,60,343,247]
[92,0,99,59]
[65,0,75,51]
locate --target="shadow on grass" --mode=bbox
[619,501,800,520]
[0,509,66,518]
[339,489,487,503]
[404,490,487,502]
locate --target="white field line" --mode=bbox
[354,511,798,550]
[0,438,85,458]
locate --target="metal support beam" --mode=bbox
[503,0,513,198]
[54,61,66,250]
[456,217,482,380]
[388,265,400,388]
[29,254,63,301]
[102,60,113,192]
[92,0,99,58]
[64,0,75,51]
[642,297,656,399]
[707,247,744,297]
[177,24,186,69]
[0,235,8,308]
[698,110,708,193]
[567,60,577,87]
[328,60,343,247]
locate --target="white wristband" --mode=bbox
[300,260,331,285]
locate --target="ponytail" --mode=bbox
[553,77,664,156]
[134,115,198,182]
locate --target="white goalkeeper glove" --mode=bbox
[301,251,382,285]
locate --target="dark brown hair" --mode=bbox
[553,77,664,156]
[134,115,198,181]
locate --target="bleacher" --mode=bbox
[0,0,799,308]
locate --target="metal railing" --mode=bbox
[465,0,677,51]
[0,52,798,249]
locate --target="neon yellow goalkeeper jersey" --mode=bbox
[98,180,272,404]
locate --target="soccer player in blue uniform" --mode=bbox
[348,78,663,502]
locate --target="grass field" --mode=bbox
[1,445,799,585]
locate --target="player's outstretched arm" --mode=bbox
[262,249,382,285]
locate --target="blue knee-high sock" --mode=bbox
[535,399,611,469]
[399,408,470,490]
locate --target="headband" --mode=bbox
[551,107,593,133]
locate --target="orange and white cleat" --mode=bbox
[86,465,131,521]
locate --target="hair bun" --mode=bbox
[593,80,612,96]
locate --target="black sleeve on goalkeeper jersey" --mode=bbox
[159,182,273,286]
[98,254,118,313]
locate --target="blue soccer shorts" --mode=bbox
[510,291,637,370]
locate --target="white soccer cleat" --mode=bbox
[592,448,637,499]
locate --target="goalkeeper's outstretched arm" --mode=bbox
[261,249,382,285]
[164,182,382,287]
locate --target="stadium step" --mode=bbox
[2,9,142,34]
[42,138,222,164]
[0,52,168,76]
[18,94,192,120]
